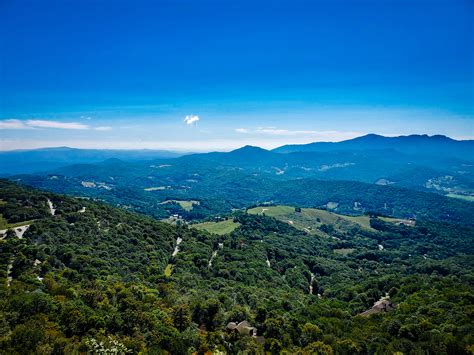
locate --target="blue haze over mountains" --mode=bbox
[3,134,473,225]
[0,147,186,175]
[2,134,473,180]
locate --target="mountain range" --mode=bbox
[1,134,473,176]
[0,147,187,175]
[273,133,474,158]
[4,134,473,226]
[1,135,474,353]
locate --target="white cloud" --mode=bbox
[94,126,112,131]
[184,115,200,125]
[234,127,314,136]
[255,128,318,136]
[235,127,320,136]
[0,119,29,129]
[234,127,363,141]
[0,119,112,131]
[26,120,90,130]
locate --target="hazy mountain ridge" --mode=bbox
[273,134,474,159]
[5,134,474,223]
[0,147,187,175]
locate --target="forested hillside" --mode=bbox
[1,181,473,353]
[8,135,473,226]
[13,164,474,225]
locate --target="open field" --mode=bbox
[343,215,373,230]
[247,206,415,234]
[247,205,295,217]
[144,186,168,191]
[247,205,413,234]
[192,219,241,235]
[159,199,200,211]
[248,205,375,233]
[447,193,474,202]
[379,216,415,226]
[333,248,355,256]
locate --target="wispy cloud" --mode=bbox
[0,119,29,130]
[184,115,199,125]
[235,128,249,133]
[0,119,112,131]
[94,126,112,131]
[235,127,363,141]
[255,127,319,136]
[26,120,89,130]
[235,127,322,136]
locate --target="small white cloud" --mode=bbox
[94,126,112,131]
[184,115,200,125]
[235,128,249,133]
[26,120,90,130]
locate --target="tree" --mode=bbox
[303,341,334,355]
[172,304,191,331]
[300,322,322,346]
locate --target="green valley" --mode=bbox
[192,219,241,235]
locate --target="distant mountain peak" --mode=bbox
[230,145,270,154]
[360,133,383,138]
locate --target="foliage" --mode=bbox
[0,181,473,354]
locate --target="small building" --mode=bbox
[360,299,396,316]
[226,321,257,336]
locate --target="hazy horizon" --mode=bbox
[1,132,473,153]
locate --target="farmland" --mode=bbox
[192,219,241,235]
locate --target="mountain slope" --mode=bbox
[273,134,474,160]
[0,180,180,280]
[1,181,473,353]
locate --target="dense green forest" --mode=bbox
[8,139,474,225]
[15,162,474,225]
[0,180,473,354]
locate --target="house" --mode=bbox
[360,298,396,316]
[226,321,257,336]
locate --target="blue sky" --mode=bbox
[1,0,473,151]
